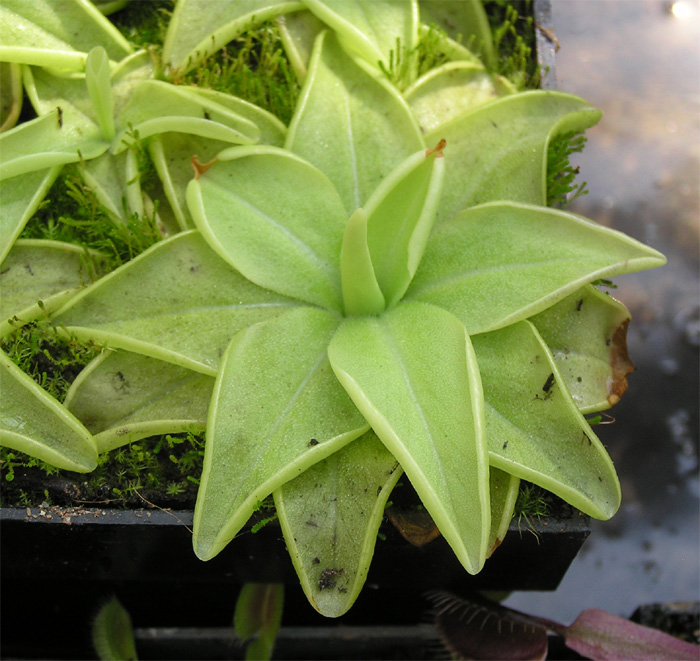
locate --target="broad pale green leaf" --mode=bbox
[303,0,419,71]
[53,231,299,375]
[112,80,260,153]
[406,201,667,335]
[275,430,401,617]
[286,30,424,212]
[404,62,515,134]
[162,0,303,73]
[365,144,445,306]
[0,108,108,180]
[487,467,519,558]
[531,286,633,413]
[0,166,61,263]
[430,91,602,221]
[419,0,494,67]
[85,46,115,140]
[187,146,345,310]
[340,209,385,316]
[0,239,106,338]
[193,306,368,561]
[0,61,22,132]
[65,350,213,453]
[0,347,97,472]
[327,301,490,574]
[0,0,132,71]
[472,321,621,520]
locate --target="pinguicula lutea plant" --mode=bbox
[0,1,665,617]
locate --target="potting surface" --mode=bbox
[505,0,700,624]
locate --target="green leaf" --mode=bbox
[0,239,105,338]
[419,0,495,67]
[404,62,515,135]
[286,30,424,212]
[187,147,345,310]
[0,347,98,472]
[65,350,213,453]
[531,286,633,413]
[430,91,602,220]
[85,46,115,140]
[162,0,303,73]
[0,108,108,180]
[276,9,326,81]
[275,430,402,617]
[303,0,419,71]
[0,0,132,71]
[193,306,368,561]
[0,166,61,263]
[406,201,667,335]
[472,321,621,520]
[365,143,445,306]
[185,88,287,147]
[327,301,490,574]
[92,596,138,661]
[23,64,95,121]
[0,61,22,131]
[340,209,385,316]
[487,467,519,557]
[109,50,156,119]
[53,231,299,375]
[112,80,260,154]
[233,584,284,661]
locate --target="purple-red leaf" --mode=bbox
[564,608,699,660]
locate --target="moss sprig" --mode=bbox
[546,131,590,208]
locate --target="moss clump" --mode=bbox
[110,0,174,52]
[180,22,300,125]
[486,0,539,89]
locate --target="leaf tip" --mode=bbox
[191,155,218,179]
[425,138,446,158]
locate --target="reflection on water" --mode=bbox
[506,0,700,623]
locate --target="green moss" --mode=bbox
[513,482,553,538]
[1,430,205,508]
[379,28,451,92]
[179,21,300,125]
[486,1,539,89]
[20,167,162,268]
[546,131,589,207]
[110,0,174,52]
